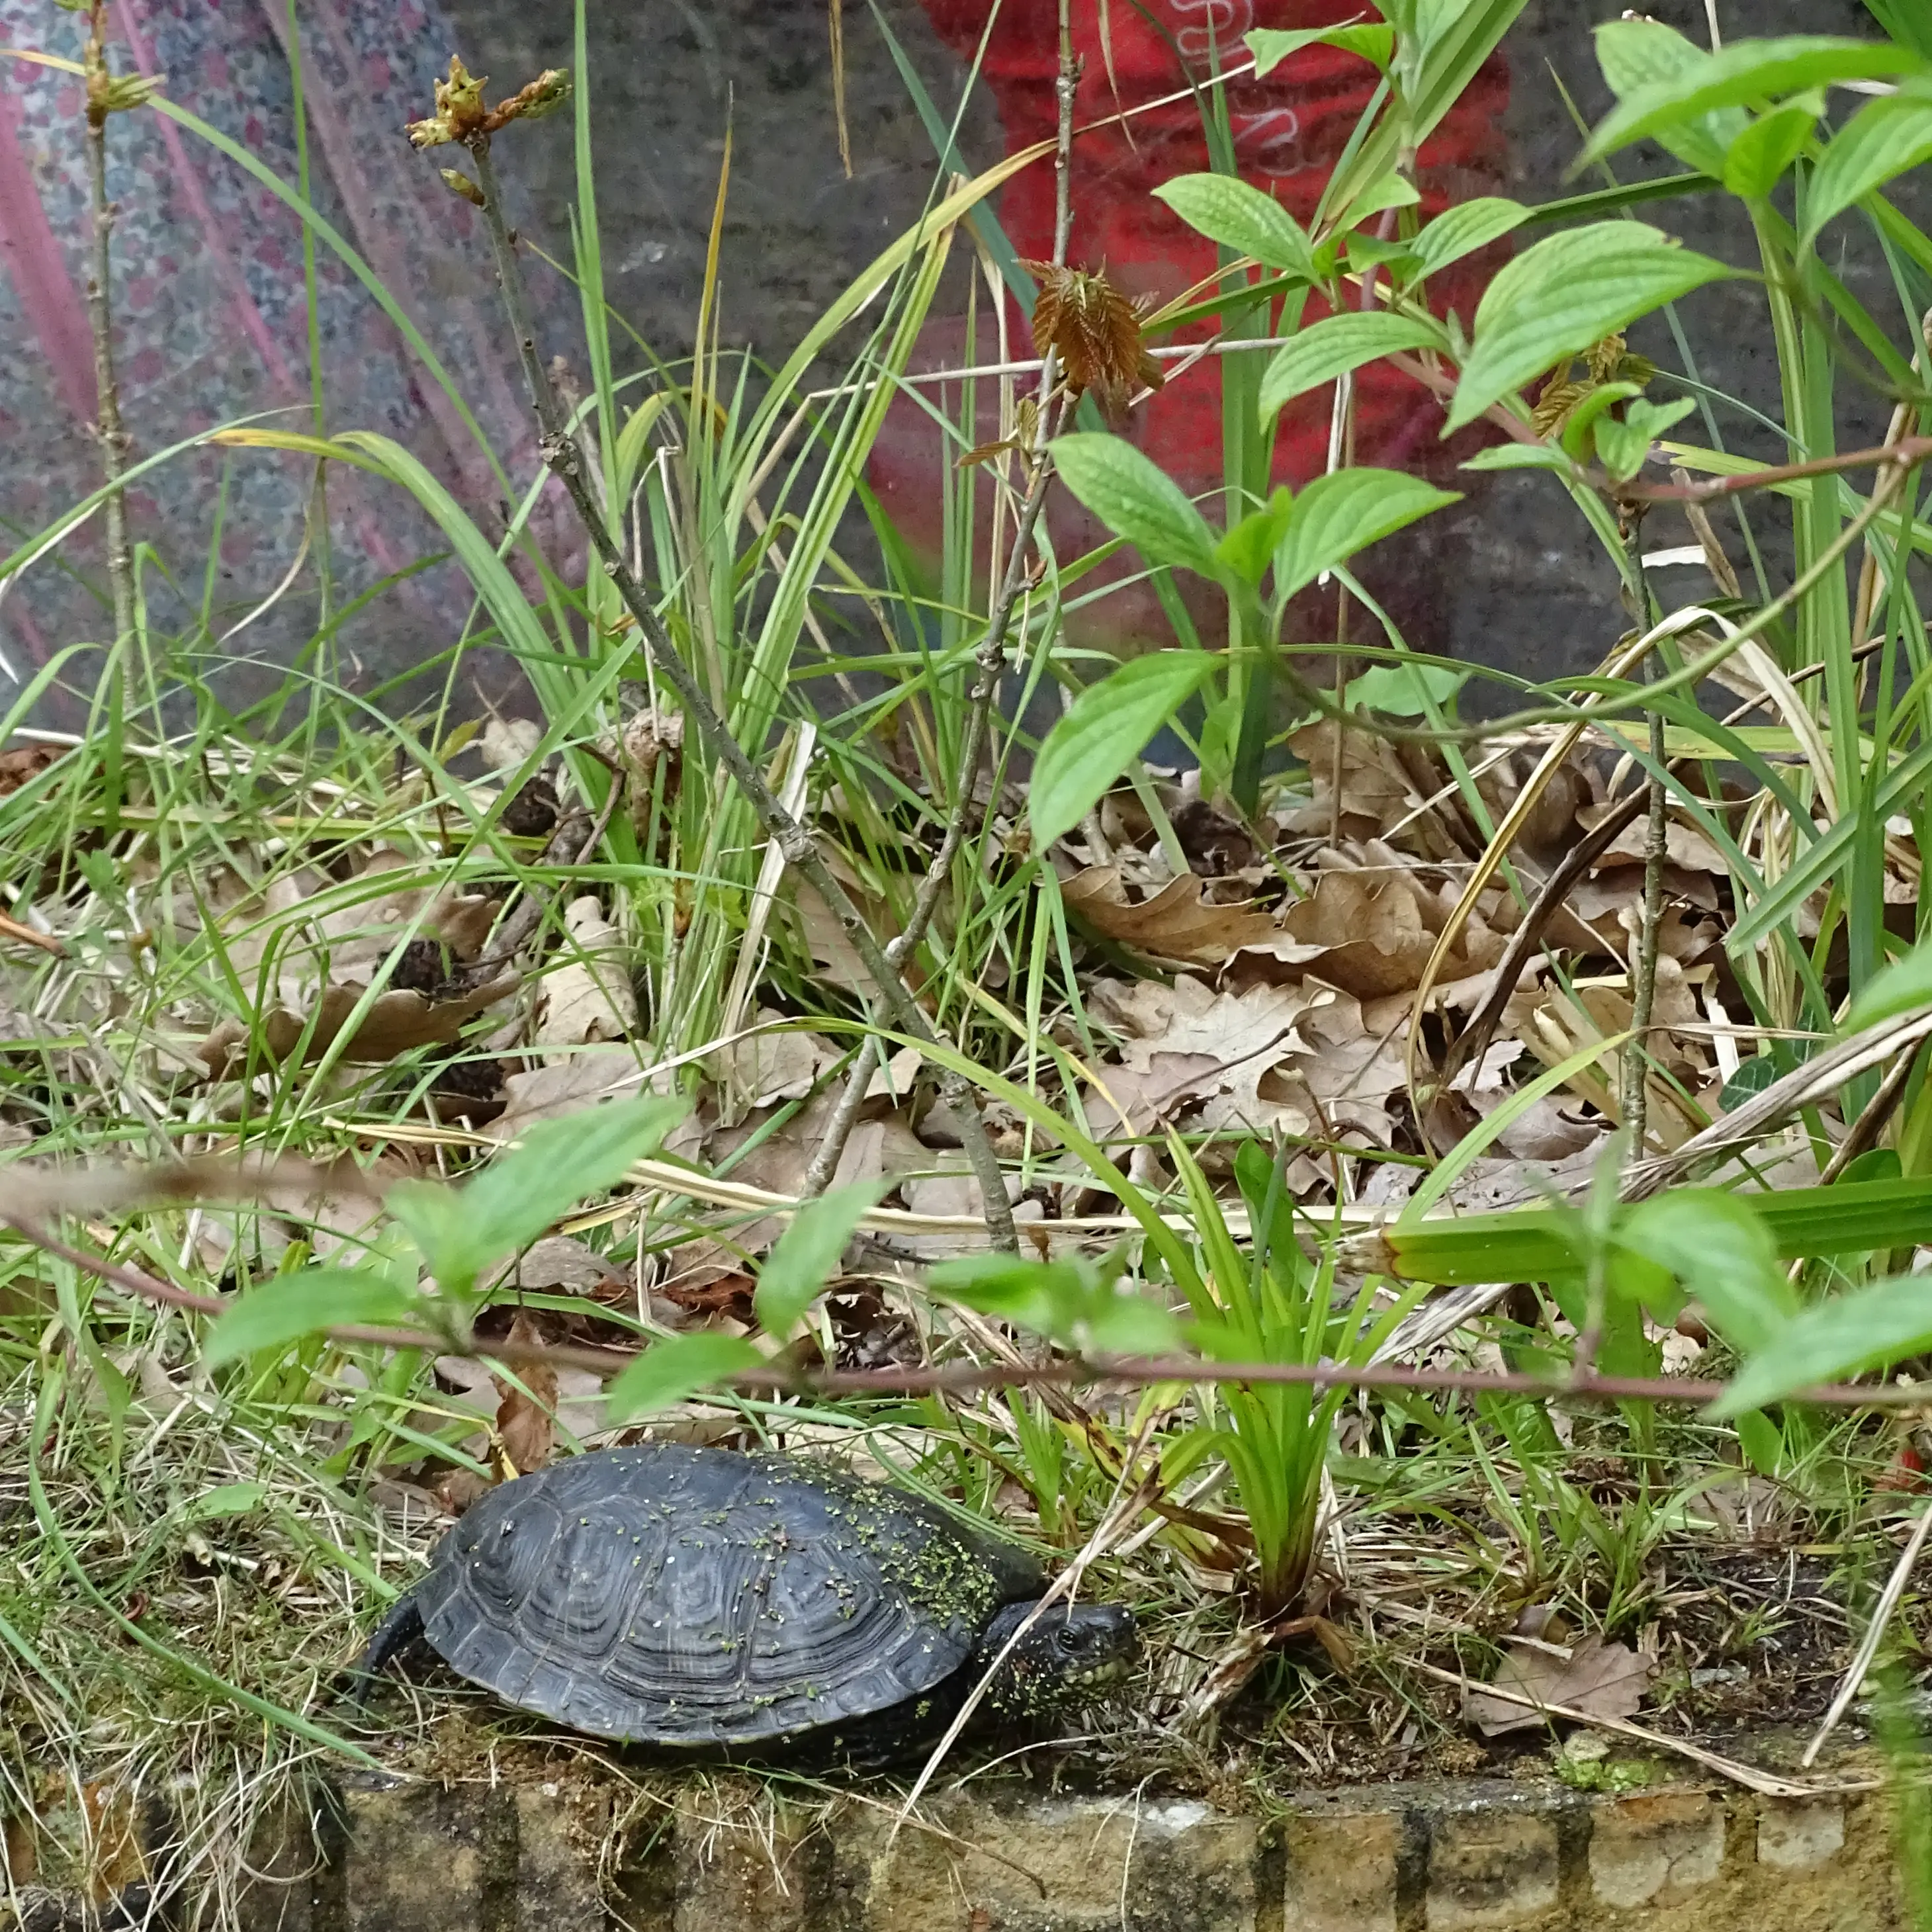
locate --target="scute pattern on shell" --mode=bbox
[412,1443,1044,1745]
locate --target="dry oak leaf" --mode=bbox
[718,1009,834,1118]
[492,1311,558,1477]
[195,973,519,1078]
[534,896,638,1056]
[490,1046,674,1142]
[1267,867,1504,1003]
[1088,975,1318,1137]
[1464,1634,1655,1737]
[1063,866,1280,969]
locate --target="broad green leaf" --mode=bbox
[1151,174,1318,281]
[1721,99,1821,198]
[1032,651,1219,850]
[1712,1274,1932,1417]
[1614,1190,1796,1352]
[1583,34,1923,167]
[394,1095,690,1293]
[1340,171,1423,225]
[1593,19,1746,177]
[604,1333,762,1421]
[1866,0,1932,61]
[1843,932,1932,1033]
[203,1268,422,1366]
[185,1481,267,1520]
[1274,469,1460,600]
[1446,223,1734,432]
[1407,197,1530,280]
[1593,397,1698,482]
[1460,443,1577,474]
[1052,433,1222,577]
[1215,486,1296,584]
[1258,312,1445,425]
[1804,94,1932,245]
[753,1180,889,1338]
[1346,659,1470,715]
[1249,24,1393,73]
[931,1253,1181,1355]
[1559,382,1649,462]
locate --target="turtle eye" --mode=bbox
[1055,1626,1082,1653]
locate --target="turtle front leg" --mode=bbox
[338,1593,425,1705]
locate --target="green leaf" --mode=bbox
[1215,486,1297,585]
[1052,433,1223,577]
[1248,24,1393,73]
[1151,174,1318,281]
[1614,1190,1796,1353]
[203,1268,422,1366]
[1583,34,1924,167]
[753,1181,889,1339]
[1460,443,1577,474]
[185,1481,267,1521]
[1258,313,1445,426]
[1722,99,1822,198]
[1804,93,1932,245]
[1340,171,1423,226]
[1032,651,1219,850]
[1446,223,1734,432]
[1843,933,1932,1033]
[1558,382,1649,462]
[394,1095,689,1293]
[930,1252,1181,1355]
[1712,1274,1932,1417]
[1593,397,1699,483]
[1593,18,1745,177]
[1274,469,1460,601]
[1346,659,1470,715]
[1866,0,1932,61]
[604,1333,762,1421]
[1407,197,1530,281]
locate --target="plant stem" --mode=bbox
[80,2,136,832]
[1618,511,1666,1159]
[801,15,1082,1202]
[461,134,1018,1247]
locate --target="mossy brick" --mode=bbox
[1425,1806,1559,1931]
[1587,1790,1726,1910]
[1282,1804,1398,1932]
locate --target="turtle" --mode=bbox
[350,1442,1135,1766]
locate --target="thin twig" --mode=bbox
[1619,513,1667,1159]
[456,119,1017,1249]
[79,2,136,658]
[801,26,1083,1200]
[16,1211,1932,1412]
[1409,1660,1868,1798]
[1802,1505,1932,1767]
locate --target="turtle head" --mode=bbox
[973,1601,1138,1719]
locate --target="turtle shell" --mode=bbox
[411,1443,1045,1746]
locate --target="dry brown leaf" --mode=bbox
[717,1010,834,1122]
[516,1233,624,1295]
[1024,261,1164,419]
[196,973,519,1078]
[1287,990,1408,1141]
[534,896,637,1055]
[1088,975,1317,1137]
[492,1311,556,1477]
[898,1163,1041,1259]
[0,742,62,797]
[1465,1634,1654,1736]
[490,1046,662,1141]
[1063,867,1281,969]
[1271,869,1504,1002]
